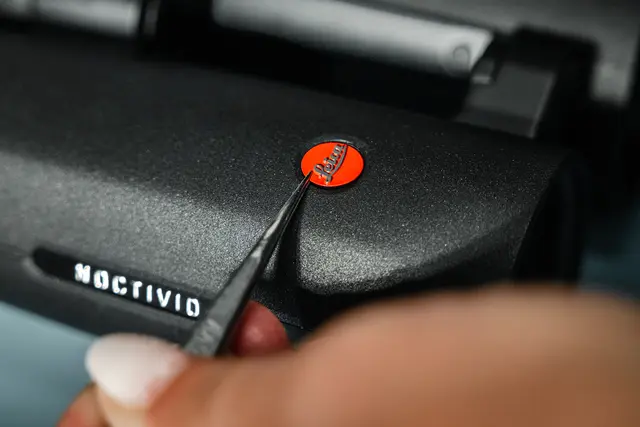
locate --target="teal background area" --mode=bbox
[1,200,639,425]
[0,303,92,425]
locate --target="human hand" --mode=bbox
[57,300,290,426]
[59,286,640,427]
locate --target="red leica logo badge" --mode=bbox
[301,141,364,188]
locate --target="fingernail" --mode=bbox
[86,334,189,408]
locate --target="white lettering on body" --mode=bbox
[186,298,200,318]
[132,281,143,299]
[157,288,171,308]
[112,276,127,296]
[71,262,201,319]
[93,270,109,290]
[74,263,91,284]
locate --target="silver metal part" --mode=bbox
[384,0,640,107]
[212,0,494,76]
[0,0,36,18]
[0,0,141,38]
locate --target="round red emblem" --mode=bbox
[301,141,364,188]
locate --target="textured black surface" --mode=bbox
[0,33,576,340]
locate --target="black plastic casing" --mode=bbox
[0,34,584,342]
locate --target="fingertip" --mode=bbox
[57,386,107,427]
[96,389,147,427]
[79,302,288,425]
[230,301,290,356]
[86,334,189,408]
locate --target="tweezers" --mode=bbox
[183,172,312,356]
